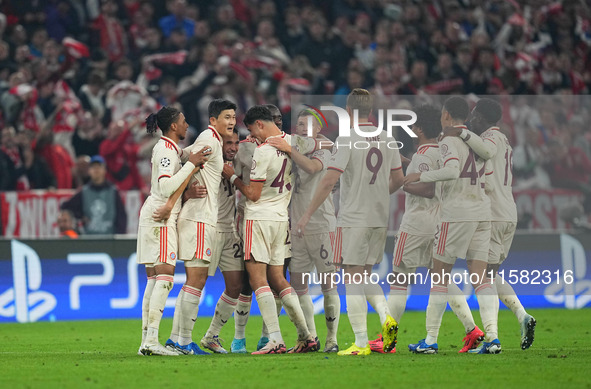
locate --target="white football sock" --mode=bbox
[141,275,156,344]
[364,282,390,325]
[255,286,282,342]
[495,274,527,322]
[178,285,202,346]
[169,287,184,343]
[146,274,174,344]
[280,287,310,340]
[205,292,237,338]
[323,288,340,344]
[447,282,475,333]
[425,285,448,345]
[387,285,408,323]
[296,287,317,338]
[234,293,251,339]
[475,282,499,342]
[345,282,368,348]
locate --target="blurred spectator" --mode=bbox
[72,111,104,157]
[57,209,79,239]
[61,155,127,234]
[90,0,128,62]
[545,139,591,213]
[513,126,551,191]
[78,72,107,121]
[20,130,56,189]
[158,0,195,39]
[99,119,146,192]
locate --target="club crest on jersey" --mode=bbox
[206,248,211,256]
[440,144,451,159]
[251,160,257,170]
[170,252,176,260]
[160,157,171,167]
[418,163,429,172]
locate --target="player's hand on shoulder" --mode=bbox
[267,137,291,153]
[189,146,212,167]
[222,164,235,179]
[403,172,421,185]
[440,126,462,140]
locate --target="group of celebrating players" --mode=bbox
[136,88,537,356]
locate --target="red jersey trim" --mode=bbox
[311,156,324,169]
[158,174,171,180]
[250,179,266,182]
[485,138,496,145]
[161,136,179,155]
[453,125,468,129]
[417,144,439,154]
[443,157,459,166]
[391,166,402,171]
[327,167,344,173]
[208,126,222,142]
[486,171,493,175]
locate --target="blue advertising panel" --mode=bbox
[1,233,590,323]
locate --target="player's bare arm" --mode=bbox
[223,164,264,202]
[295,168,340,237]
[403,181,435,199]
[389,168,404,194]
[267,137,322,174]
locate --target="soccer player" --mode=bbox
[443,98,536,350]
[223,105,318,354]
[137,106,210,356]
[405,96,501,354]
[296,89,404,356]
[171,99,237,355]
[233,104,318,351]
[369,105,483,354]
[267,108,341,353]
[189,129,251,353]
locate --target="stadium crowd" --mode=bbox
[0,0,590,218]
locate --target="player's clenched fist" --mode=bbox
[222,163,235,180]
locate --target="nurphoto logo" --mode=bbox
[304,104,418,150]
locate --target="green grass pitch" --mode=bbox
[1,308,589,388]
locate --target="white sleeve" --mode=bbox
[464,130,497,160]
[159,161,196,197]
[420,138,460,182]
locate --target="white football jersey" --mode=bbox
[423,130,491,222]
[328,125,402,228]
[139,136,186,226]
[245,133,294,221]
[479,127,517,222]
[291,148,336,234]
[178,126,224,226]
[399,143,441,236]
[235,137,258,216]
[217,161,236,232]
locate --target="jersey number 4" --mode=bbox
[459,149,485,185]
[271,159,292,193]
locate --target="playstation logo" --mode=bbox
[0,240,57,322]
[545,234,591,309]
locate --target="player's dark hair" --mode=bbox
[413,105,442,139]
[145,106,181,135]
[474,98,502,125]
[264,104,281,115]
[244,105,273,126]
[208,99,237,119]
[443,96,469,121]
